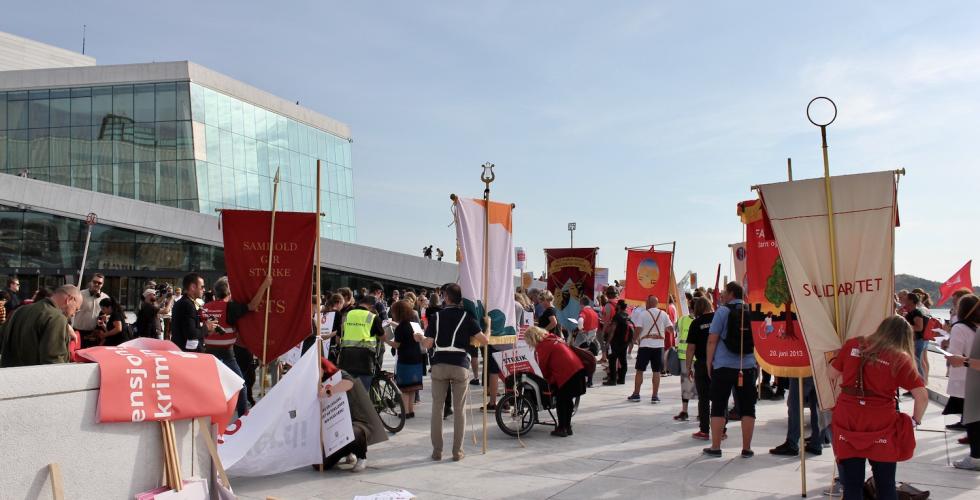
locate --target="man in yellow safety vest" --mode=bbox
[339,295,385,391]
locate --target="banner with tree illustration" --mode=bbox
[738,199,810,377]
[544,248,597,333]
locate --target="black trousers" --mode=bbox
[969,420,980,458]
[838,458,896,500]
[607,343,628,384]
[556,370,586,431]
[322,422,368,469]
[233,345,257,405]
[694,361,711,433]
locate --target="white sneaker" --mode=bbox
[342,453,357,465]
[953,456,980,471]
[821,479,842,496]
[352,458,367,472]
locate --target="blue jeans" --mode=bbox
[207,347,248,418]
[838,458,896,500]
[787,377,823,448]
[913,339,927,378]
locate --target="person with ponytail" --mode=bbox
[946,294,980,471]
[827,315,928,499]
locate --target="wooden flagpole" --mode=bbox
[808,97,840,498]
[315,159,326,472]
[259,167,282,395]
[480,162,495,455]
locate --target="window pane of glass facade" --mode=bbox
[176,83,192,121]
[29,98,49,128]
[112,85,134,120]
[134,84,155,122]
[7,99,27,129]
[138,161,156,202]
[50,127,70,166]
[155,82,176,122]
[50,98,70,127]
[71,96,91,127]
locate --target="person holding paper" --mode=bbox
[391,300,423,418]
[317,358,388,472]
[415,283,487,462]
[170,273,217,353]
[945,294,980,471]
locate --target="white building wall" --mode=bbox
[0,363,210,498]
[0,31,95,71]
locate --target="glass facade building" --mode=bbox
[0,80,355,241]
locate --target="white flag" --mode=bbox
[219,345,323,476]
[455,197,516,337]
[758,171,898,409]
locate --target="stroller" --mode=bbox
[570,328,600,356]
[494,372,580,437]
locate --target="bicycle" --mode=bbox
[369,354,406,434]
[495,372,579,437]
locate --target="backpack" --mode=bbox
[666,347,682,376]
[723,303,754,355]
[570,344,597,376]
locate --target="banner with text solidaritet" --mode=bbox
[221,210,317,363]
[758,171,898,409]
[738,199,809,377]
[623,249,672,309]
[76,338,243,430]
[218,343,323,477]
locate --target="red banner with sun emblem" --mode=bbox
[623,249,673,307]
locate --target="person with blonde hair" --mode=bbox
[828,315,928,498]
[523,326,586,437]
[537,290,559,333]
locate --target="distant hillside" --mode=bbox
[895,274,980,308]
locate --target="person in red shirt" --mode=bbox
[827,315,928,500]
[598,286,619,366]
[524,326,586,437]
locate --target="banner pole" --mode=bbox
[799,377,807,497]
[315,159,325,472]
[480,162,495,455]
[259,167,282,396]
[808,98,843,339]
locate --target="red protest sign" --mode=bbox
[77,340,239,429]
[938,261,972,306]
[221,210,317,363]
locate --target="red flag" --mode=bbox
[221,210,317,363]
[938,261,973,306]
[712,263,721,306]
[623,249,672,306]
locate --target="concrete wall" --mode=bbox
[0,363,210,499]
[0,31,95,71]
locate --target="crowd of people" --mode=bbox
[2,271,979,496]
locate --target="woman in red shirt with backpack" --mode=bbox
[524,326,586,437]
[827,315,928,500]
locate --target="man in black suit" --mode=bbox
[171,273,216,352]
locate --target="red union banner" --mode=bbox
[545,248,597,329]
[222,210,317,363]
[739,199,810,377]
[623,249,672,307]
[77,339,241,429]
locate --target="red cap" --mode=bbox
[321,357,339,378]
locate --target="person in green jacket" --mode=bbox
[673,294,696,421]
[0,285,82,367]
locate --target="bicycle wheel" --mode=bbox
[495,393,536,437]
[371,374,406,433]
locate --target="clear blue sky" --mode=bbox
[5,1,978,283]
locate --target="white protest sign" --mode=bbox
[492,346,543,378]
[320,371,355,456]
[218,346,322,477]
